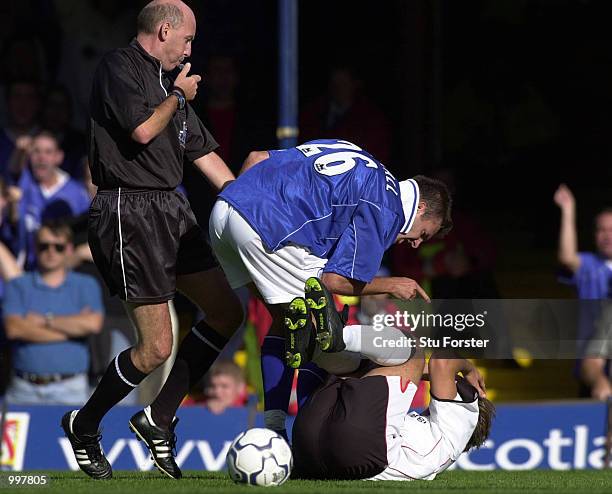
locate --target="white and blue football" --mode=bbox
[226,428,293,486]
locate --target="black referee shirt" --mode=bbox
[89,39,218,190]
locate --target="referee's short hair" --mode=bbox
[137,2,184,34]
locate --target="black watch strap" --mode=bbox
[172,85,185,97]
[170,89,185,110]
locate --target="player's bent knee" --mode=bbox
[140,340,173,369]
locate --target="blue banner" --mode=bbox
[1,401,608,471]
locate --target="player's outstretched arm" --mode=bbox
[321,272,431,302]
[553,183,581,272]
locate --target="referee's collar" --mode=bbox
[399,179,420,234]
[130,38,162,69]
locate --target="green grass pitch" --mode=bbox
[3,470,612,494]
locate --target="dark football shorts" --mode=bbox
[291,375,389,480]
[88,188,218,303]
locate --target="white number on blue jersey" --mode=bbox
[313,151,378,176]
[296,140,362,156]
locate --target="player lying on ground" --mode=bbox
[289,281,494,480]
[210,138,453,439]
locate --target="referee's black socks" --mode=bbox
[150,320,228,429]
[74,348,147,436]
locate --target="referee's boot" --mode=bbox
[305,277,348,353]
[284,297,317,368]
[61,410,112,480]
[129,407,182,479]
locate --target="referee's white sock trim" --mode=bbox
[115,354,138,388]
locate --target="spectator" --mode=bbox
[555,184,612,394]
[0,80,41,181]
[581,303,612,400]
[18,131,90,269]
[555,184,612,301]
[41,85,87,179]
[202,360,248,414]
[3,220,103,405]
[300,66,391,163]
[555,184,612,325]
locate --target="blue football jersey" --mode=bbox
[220,139,417,282]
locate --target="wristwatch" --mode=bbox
[171,88,186,110]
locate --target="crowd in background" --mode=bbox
[0,0,610,411]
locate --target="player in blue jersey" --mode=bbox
[210,139,452,436]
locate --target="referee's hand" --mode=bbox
[174,62,201,101]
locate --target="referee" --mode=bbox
[61,0,243,480]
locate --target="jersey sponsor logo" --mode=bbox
[1,412,30,471]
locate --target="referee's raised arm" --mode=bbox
[131,63,200,145]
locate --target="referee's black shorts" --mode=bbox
[291,375,389,480]
[88,188,218,303]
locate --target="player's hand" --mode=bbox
[389,277,431,303]
[173,62,201,101]
[464,367,487,398]
[553,184,575,211]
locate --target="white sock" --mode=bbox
[343,324,412,366]
[343,324,362,353]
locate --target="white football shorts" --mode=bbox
[209,199,328,304]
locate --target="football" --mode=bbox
[226,428,293,486]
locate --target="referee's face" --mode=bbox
[163,14,196,70]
